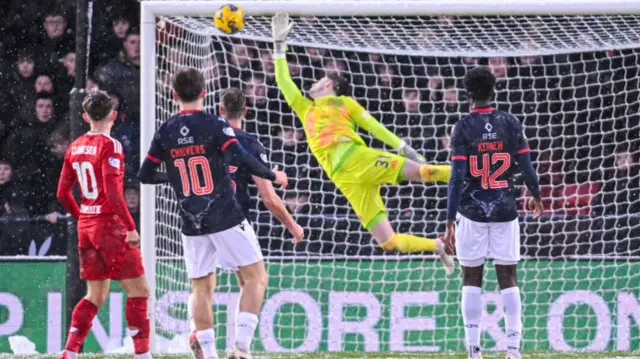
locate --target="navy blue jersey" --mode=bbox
[225,128,269,221]
[145,110,245,235]
[450,107,530,222]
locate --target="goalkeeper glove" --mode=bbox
[398,141,426,163]
[272,12,293,54]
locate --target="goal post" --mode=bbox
[140,0,640,354]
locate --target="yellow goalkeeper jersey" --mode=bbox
[274,57,403,175]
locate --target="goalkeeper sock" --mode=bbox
[462,286,482,351]
[381,233,437,253]
[196,328,219,359]
[501,287,523,354]
[65,298,98,353]
[419,164,452,183]
[235,312,259,352]
[126,297,150,355]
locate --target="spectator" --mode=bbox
[94,26,140,109]
[37,9,74,73]
[0,160,30,216]
[96,15,132,66]
[4,50,37,122]
[56,50,76,97]
[258,50,275,80]
[284,193,310,214]
[106,88,140,177]
[125,184,141,229]
[244,75,268,107]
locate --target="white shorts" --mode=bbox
[455,214,521,267]
[182,220,263,279]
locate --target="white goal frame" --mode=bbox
[140,0,640,352]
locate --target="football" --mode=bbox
[213,4,245,34]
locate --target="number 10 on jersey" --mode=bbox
[174,156,214,196]
[470,153,510,189]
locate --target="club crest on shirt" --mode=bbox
[108,157,120,168]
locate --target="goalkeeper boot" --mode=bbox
[437,236,456,276]
[189,330,205,359]
[227,346,252,359]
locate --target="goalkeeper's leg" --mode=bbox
[369,215,455,275]
[402,159,451,183]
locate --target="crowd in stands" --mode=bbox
[0,0,638,256]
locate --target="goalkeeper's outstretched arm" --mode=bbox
[272,12,312,118]
[344,97,426,162]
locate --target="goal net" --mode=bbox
[141,0,640,353]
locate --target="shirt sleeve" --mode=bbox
[274,57,313,120]
[102,139,136,231]
[145,130,165,164]
[56,149,81,220]
[214,118,240,151]
[515,119,531,155]
[345,96,404,150]
[450,122,468,161]
[250,139,270,167]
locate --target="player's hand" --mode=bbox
[45,212,60,224]
[272,12,293,42]
[528,197,544,220]
[288,223,304,244]
[126,230,141,248]
[444,220,456,255]
[272,165,288,189]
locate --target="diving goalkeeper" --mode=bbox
[272,12,454,272]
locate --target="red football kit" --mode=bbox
[57,132,143,280]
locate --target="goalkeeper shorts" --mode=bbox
[331,145,406,231]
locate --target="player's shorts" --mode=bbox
[181,219,262,279]
[455,213,521,267]
[78,217,145,281]
[331,145,406,231]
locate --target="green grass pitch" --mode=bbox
[3,353,640,359]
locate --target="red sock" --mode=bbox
[126,297,150,354]
[65,298,99,352]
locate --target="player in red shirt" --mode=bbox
[56,90,152,359]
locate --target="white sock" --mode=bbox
[188,294,196,332]
[196,328,218,359]
[461,286,482,353]
[235,312,259,352]
[64,351,78,359]
[501,287,522,354]
[135,352,153,359]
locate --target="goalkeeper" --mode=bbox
[272,12,454,271]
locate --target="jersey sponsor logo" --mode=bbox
[260,153,268,163]
[108,157,120,169]
[71,145,97,155]
[223,127,236,137]
[80,205,102,214]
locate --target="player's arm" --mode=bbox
[56,151,81,220]
[344,97,425,162]
[272,12,313,119]
[217,121,287,186]
[446,123,468,223]
[514,122,543,218]
[253,174,303,243]
[248,141,303,242]
[137,130,170,184]
[102,141,137,231]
